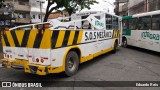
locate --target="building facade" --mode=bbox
[5,0,31,25]
[30,0,46,23]
[2,0,46,25]
[148,0,160,11]
[115,0,160,16]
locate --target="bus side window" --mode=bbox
[82,15,91,29]
[123,19,128,30]
[113,16,118,29]
[82,20,91,29]
[138,16,151,30]
[106,14,112,30]
[152,15,160,30]
[128,18,138,30]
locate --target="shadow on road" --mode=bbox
[6,49,121,82]
[126,46,160,57]
[79,49,120,72]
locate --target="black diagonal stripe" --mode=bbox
[33,30,44,48]
[51,30,60,49]
[21,30,31,47]
[10,31,20,47]
[2,33,10,46]
[62,31,71,47]
[73,31,79,45]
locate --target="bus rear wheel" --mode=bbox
[65,51,79,76]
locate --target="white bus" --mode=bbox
[122,10,160,52]
[1,11,122,76]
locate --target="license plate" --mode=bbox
[11,63,24,69]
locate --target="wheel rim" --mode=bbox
[68,57,76,72]
[123,40,127,46]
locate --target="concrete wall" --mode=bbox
[30,12,45,23]
[30,0,46,23]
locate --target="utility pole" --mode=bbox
[117,1,119,15]
[37,1,45,23]
[102,0,115,14]
[127,0,129,15]
[147,0,149,12]
[12,0,15,18]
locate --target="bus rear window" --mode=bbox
[123,19,128,30]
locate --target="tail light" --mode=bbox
[28,55,32,58]
[41,59,44,63]
[7,55,9,58]
[36,58,39,63]
[40,57,48,63]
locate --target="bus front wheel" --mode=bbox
[65,51,79,76]
[122,38,127,47]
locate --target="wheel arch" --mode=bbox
[62,46,82,70]
[115,39,118,44]
[122,36,127,41]
[112,39,119,49]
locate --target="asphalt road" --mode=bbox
[0,47,160,90]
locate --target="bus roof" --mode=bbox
[133,10,160,17]
[122,10,160,19]
[72,11,121,18]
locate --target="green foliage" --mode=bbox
[44,0,98,21]
[78,0,98,10]
[0,0,5,8]
[64,0,98,15]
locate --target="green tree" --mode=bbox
[44,0,98,22]
[43,0,65,22]
[65,0,98,16]
[0,0,5,8]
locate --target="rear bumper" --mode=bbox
[25,64,64,75]
[25,64,50,75]
[1,59,64,75]
[1,59,28,69]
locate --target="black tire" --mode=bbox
[122,38,127,47]
[65,51,79,76]
[112,41,118,53]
